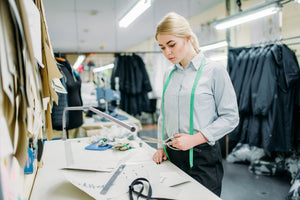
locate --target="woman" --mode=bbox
[152,12,239,196]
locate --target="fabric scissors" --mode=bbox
[140,136,180,150]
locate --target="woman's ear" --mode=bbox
[186,35,191,43]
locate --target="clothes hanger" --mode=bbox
[55,57,66,62]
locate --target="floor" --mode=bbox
[138,127,291,200]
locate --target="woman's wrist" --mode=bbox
[193,132,209,146]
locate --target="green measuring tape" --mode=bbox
[162,58,206,168]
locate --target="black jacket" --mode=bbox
[56,58,83,129]
[111,54,152,115]
[228,44,300,152]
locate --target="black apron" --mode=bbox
[166,141,224,196]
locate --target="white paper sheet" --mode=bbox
[63,161,181,199]
[23,0,42,65]
[51,78,67,94]
[0,116,13,158]
[160,171,190,187]
[62,141,134,172]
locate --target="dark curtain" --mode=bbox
[228,44,300,152]
[110,54,152,115]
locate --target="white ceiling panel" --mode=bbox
[42,0,224,53]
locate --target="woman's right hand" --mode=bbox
[152,148,167,164]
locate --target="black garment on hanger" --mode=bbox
[294,79,300,144]
[51,65,69,130]
[111,54,152,115]
[56,57,83,129]
[228,44,300,152]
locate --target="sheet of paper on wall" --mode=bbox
[22,0,42,65]
[0,116,14,158]
[0,4,15,106]
[0,170,3,200]
[0,156,22,199]
[51,78,67,94]
[32,106,43,140]
[0,164,16,200]
[26,107,34,137]
[42,97,50,111]
[44,43,62,104]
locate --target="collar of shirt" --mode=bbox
[174,51,205,71]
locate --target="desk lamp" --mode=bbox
[62,106,136,166]
[62,106,136,141]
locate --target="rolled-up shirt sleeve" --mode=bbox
[201,64,239,144]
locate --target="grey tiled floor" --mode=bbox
[138,129,291,200]
[221,161,290,200]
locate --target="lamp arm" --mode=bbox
[62,106,136,141]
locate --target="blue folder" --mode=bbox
[85,139,113,151]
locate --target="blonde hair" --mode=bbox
[155,12,200,53]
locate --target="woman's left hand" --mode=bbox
[168,132,208,151]
[168,133,196,151]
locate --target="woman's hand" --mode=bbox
[168,132,208,151]
[152,148,167,164]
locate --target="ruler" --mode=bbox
[100,164,126,195]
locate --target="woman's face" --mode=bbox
[157,34,188,64]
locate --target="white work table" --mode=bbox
[30,137,221,200]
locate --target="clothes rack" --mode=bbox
[60,51,162,55]
[229,35,300,49]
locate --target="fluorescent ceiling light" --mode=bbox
[73,55,85,70]
[93,63,114,73]
[200,41,228,51]
[119,0,151,28]
[214,2,281,30]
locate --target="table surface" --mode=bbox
[30,137,221,200]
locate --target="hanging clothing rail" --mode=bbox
[229,35,300,49]
[115,51,162,56]
[119,51,162,54]
[60,51,162,55]
[281,35,300,42]
[285,42,300,46]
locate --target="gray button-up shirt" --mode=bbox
[157,52,239,148]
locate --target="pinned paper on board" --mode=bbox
[0,116,13,159]
[23,0,42,65]
[0,157,22,200]
[0,164,16,200]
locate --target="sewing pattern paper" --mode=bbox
[0,116,13,159]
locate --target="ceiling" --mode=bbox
[43,0,224,53]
